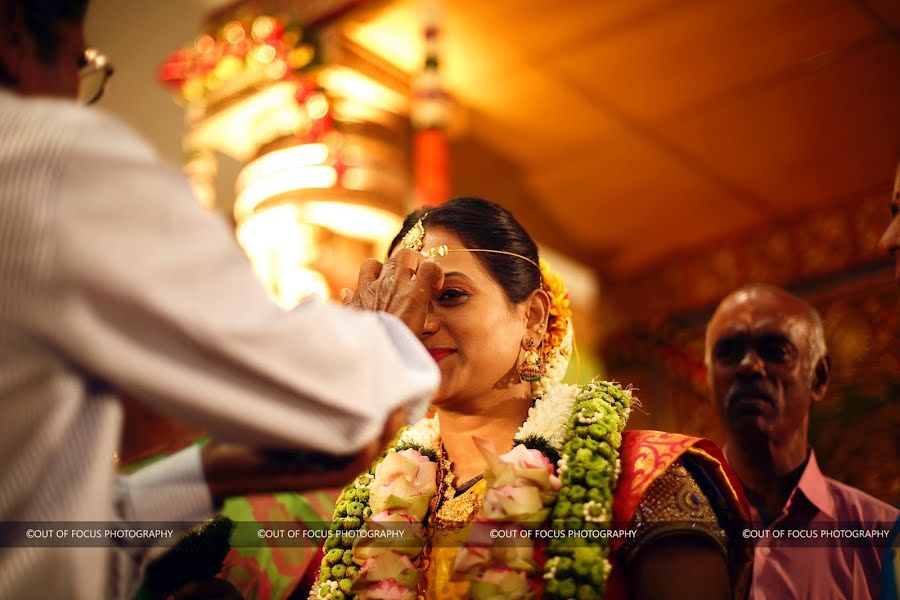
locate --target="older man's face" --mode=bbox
[707,290,820,442]
[878,163,900,284]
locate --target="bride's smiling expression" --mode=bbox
[418,228,536,406]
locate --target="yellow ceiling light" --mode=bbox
[345,5,419,73]
[331,98,394,125]
[305,92,330,120]
[235,166,338,220]
[252,44,277,64]
[235,207,329,307]
[234,143,336,220]
[340,166,368,190]
[250,16,276,42]
[235,205,318,266]
[303,201,401,243]
[236,195,401,247]
[278,268,331,306]
[186,82,307,161]
[237,143,330,187]
[318,66,408,114]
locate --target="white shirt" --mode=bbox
[0,90,438,598]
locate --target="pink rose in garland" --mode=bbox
[483,484,545,521]
[475,439,561,522]
[352,448,437,600]
[469,567,532,600]
[451,440,561,598]
[353,509,426,561]
[453,543,491,576]
[369,449,437,521]
[352,551,420,599]
[454,521,537,579]
[364,579,416,600]
[495,443,562,487]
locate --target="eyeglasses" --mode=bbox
[78,48,114,105]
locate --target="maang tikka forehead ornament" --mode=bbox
[397,214,541,271]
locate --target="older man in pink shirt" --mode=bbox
[706,285,898,599]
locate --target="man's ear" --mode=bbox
[810,354,831,404]
[524,288,550,337]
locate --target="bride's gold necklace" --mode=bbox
[429,445,482,531]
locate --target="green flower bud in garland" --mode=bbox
[542,381,631,600]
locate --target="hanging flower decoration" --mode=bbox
[158,15,317,104]
[159,14,339,204]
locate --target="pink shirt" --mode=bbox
[748,450,898,600]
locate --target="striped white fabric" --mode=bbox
[0,90,438,598]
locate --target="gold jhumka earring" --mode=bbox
[517,338,546,382]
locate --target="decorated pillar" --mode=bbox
[411,0,449,208]
[158,9,412,309]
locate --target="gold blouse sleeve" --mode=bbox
[620,459,728,566]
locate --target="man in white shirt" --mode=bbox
[0,1,442,597]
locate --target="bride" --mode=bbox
[308,198,751,600]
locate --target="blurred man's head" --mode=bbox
[0,0,89,97]
[878,161,900,284]
[705,285,830,447]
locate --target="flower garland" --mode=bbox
[311,382,631,600]
[449,380,630,600]
[312,260,632,600]
[540,381,631,600]
[311,417,440,600]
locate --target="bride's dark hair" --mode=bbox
[388,197,541,304]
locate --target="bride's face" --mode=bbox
[417,228,531,406]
